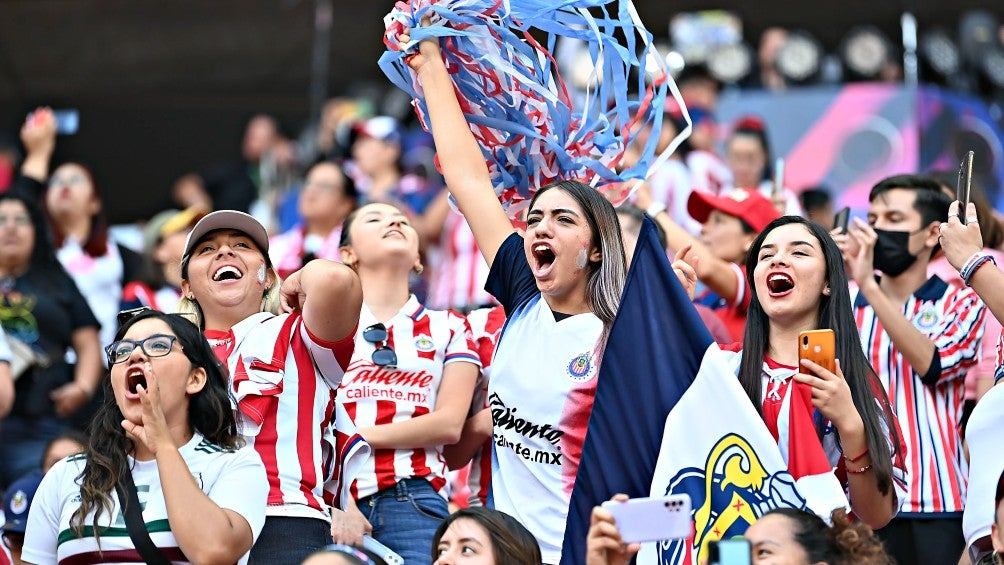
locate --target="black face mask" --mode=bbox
[872,228,919,277]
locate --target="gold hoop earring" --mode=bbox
[414,262,424,276]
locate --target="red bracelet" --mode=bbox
[846,463,872,475]
[843,448,869,463]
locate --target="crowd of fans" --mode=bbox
[0,20,1003,565]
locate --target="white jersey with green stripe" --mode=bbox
[22,433,267,565]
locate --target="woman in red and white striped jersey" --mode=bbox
[179,210,362,565]
[331,202,480,565]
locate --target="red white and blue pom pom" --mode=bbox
[379,0,691,219]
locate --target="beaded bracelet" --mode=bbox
[960,252,997,286]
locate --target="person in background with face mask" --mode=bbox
[836,174,987,565]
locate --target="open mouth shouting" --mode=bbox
[125,365,148,397]
[765,271,795,298]
[531,242,556,278]
[212,265,244,282]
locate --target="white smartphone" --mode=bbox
[602,494,692,543]
[361,535,403,565]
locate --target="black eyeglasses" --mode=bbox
[363,323,397,368]
[105,334,180,365]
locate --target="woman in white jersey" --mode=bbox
[398,27,627,563]
[729,216,907,528]
[178,210,362,564]
[330,202,480,564]
[22,309,267,565]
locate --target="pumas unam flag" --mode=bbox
[560,218,847,565]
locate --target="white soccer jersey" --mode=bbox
[427,212,497,310]
[486,234,603,564]
[206,311,354,521]
[685,149,732,197]
[338,295,480,499]
[852,276,986,514]
[464,305,506,507]
[646,158,701,235]
[22,434,267,565]
[57,237,126,352]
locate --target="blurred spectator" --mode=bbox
[297,97,374,166]
[348,116,438,214]
[0,192,102,489]
[684,106,732,199]
[747,26,789,91]
[172,113,294,216]
[926,172,1004,429]
[1,471,43,565]
[422,191,497,312]
[121,205,207,312]
[675,64,722,112]
[626,101,700,235]
[725,116,803,216]
[41,162,142,350]
[270,161,357,279]
[13,110,141,350]
[40,430,86,472]
[616,203,733,344]
[800,186,835,229]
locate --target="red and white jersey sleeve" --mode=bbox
[463,305,506,506]
[208,311,355,521]
[852,277,985,514]
[338,296,481,500]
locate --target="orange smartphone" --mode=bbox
[798,329,836,374]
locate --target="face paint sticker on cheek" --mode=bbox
[576,248,588,270]
[256,264,267,285]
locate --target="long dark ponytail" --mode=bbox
[738,216,899,496]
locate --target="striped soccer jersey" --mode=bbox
[22,434,267,565]
[338,295,480,499]
[206,311,354,521]
[719,348,909,508]
[426,212,497,311]
[852,276,986,514]
[463,305,507,506]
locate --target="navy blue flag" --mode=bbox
[559,217,713,564]
[560,218,849,564]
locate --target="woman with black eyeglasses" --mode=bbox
[177,210,362,564]
[22,309,268,565]
[332,202,480,565]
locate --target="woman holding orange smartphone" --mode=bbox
[714,216,908,529]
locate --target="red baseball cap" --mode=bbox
[687,187,781,233]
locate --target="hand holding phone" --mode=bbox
[601,494,692,544]
[833,206,850,234]
[956,151,974,226]
[798,329,836,375]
